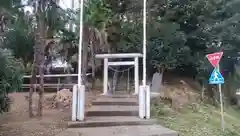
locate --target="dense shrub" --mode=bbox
[0,48,24,113]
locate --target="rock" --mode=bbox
[55,89,72,102]
[159,83,199,110]
[151,72,163,93]
[53,89,72,109]
[42,89,72,109]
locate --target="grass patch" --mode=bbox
[152,102,240,136]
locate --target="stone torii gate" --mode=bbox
[95,53,143,95]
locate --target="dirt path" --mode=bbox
[0,91,99,136]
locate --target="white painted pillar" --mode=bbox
[134,57,139,95]
[139,85,150,119]
[77,85,85,121]
[78,0,84,86]
[103,58,108,95]
[145,85,150,119]
[71,85,78,121]
[142,0,147,86]
[139,86,145,119]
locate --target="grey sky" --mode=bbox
[23,0,78,12]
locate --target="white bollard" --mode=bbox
[71,85,78,121]
[77,85,85,121]
[139,85,145,119]
[145,85,150,119]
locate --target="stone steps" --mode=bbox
[62,92,178,136]
[68,116,158,128]
[87,95,138,116]
[58,125,178,136]
[92,97,138,106]
[101,92,137,98]
[86,105,138,116]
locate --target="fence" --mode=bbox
[22,73,91,91]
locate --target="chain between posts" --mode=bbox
[108,66,134,72]
[108,66,134,92]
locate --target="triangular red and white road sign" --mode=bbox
[206,52,223,68]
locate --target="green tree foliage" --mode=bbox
[3,25,35,63]
[0,0,25,113]
[0,49,24,112]
[1,0,240,113]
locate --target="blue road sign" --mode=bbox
[209,69,224,84]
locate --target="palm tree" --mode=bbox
[53,0,113,89]
[28,0,66,117]
[79,0,113,88]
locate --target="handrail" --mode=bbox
[22,73,92,90]
[23,73,92,78]
[22,84,75,87]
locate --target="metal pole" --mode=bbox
[142,0,147,86]
[69,0,74,31]
[217,64,225,131]
[78,0,84,86]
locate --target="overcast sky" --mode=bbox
[23,0,78,13]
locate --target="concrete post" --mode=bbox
[77,85,85,121]
[139,85,145,119]
[145,85,150,119]
[71,85,78,121]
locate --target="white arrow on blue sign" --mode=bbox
[209,68,224,84]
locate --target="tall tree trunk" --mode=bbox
[81,26,90,90]
[37,24,45,117]
[65,65,72,83]
[35,1,45,116]
[29,49,37,117]
[82,42,88,89]
[90,42,95,89]
[90,29,96,89]
[34,31,45,117]
[37,63,44,117]
[64,44,72,84]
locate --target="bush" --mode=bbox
[0,49,24,113]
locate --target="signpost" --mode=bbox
[206,52,223,68]
[209,69,224,84]
[206,51,225,131]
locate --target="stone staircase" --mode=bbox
[113,78,134,93]
[57,93,178,136]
